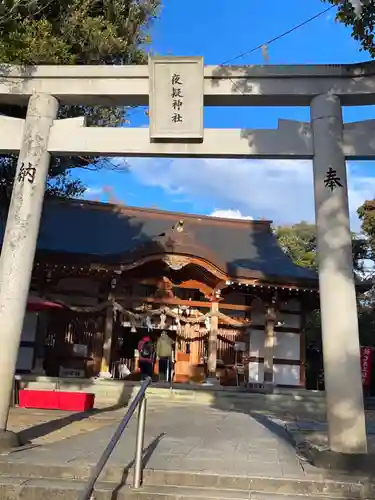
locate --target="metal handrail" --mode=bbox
[78,377,152,500]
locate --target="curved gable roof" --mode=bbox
[0,199,318,285]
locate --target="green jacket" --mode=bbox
[157,333,173,358]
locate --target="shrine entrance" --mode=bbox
[0,58,373,455]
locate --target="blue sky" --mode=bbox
[76,0,375,230]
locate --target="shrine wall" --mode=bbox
[248,298,304,387]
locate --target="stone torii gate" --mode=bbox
[0,57,374,456]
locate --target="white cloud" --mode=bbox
[127,157,375,230]
[210,209,253,220]
[83,185,124,204]
[85,186,103,197]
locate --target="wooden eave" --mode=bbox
[33,251,319,295]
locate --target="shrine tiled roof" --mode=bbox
[0,198,319,285]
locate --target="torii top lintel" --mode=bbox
[1,57,375,159]
[1,58,375,107]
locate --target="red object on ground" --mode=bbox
[26,296,64,312]
[19,390,57,409]
[57,392,95,411]
[360,346,373,388]
[18,390,95,411]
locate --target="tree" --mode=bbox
[274,221,317,269]
[358,200,375,259]
[356,200,375,306]
[0,0,160,204]
[274,221,368,274]
[323,0,375,57]
[275,219,373,387]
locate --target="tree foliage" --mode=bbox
[275,211,375,388]
[0,0,159,65]
[323,0,375,57]
[358,200,375,260]
[274,222,317,269]
[357,200,375,341]
[0,0,160,204]
[274,221,367,273]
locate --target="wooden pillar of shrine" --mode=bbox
[32,273,53,375]
[207,300,219,383]
[263,300,277,391]
[100,306,113,378]
[99,279,116,378]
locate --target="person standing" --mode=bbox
[138,336,154,380]
[156,331,173,382]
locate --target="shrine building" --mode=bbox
[11,198,321,388]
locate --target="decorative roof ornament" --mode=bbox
[155,218,210,259]
[172,219,184,233]
[163,255,190,271]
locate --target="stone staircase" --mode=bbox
[8,376,375,498]
[18,375,331,413]
[17,375,375,414]
[0,463,373,499]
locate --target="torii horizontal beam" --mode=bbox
[1,116,375,160]
[1,61,375,107]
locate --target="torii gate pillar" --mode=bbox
[0,93,58,448]
[311,93,367,454]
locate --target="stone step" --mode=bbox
[0,463,373,499]
[17,375,375,410]
[114,484,368,500]
[0,476,114,500]
[0,476,369,500]
[17,376,331,411]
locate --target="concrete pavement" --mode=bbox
[3,404,305,478]
[1,403,375,498]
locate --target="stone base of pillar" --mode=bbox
[263,370,274,393]
[0,430,22,451]
[263,382,274,394]
[203,377,220,386]
[31,357,45,375]
[311,448,374,474]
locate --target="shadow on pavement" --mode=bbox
[111,433,165,498]
[210,387,375,494]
